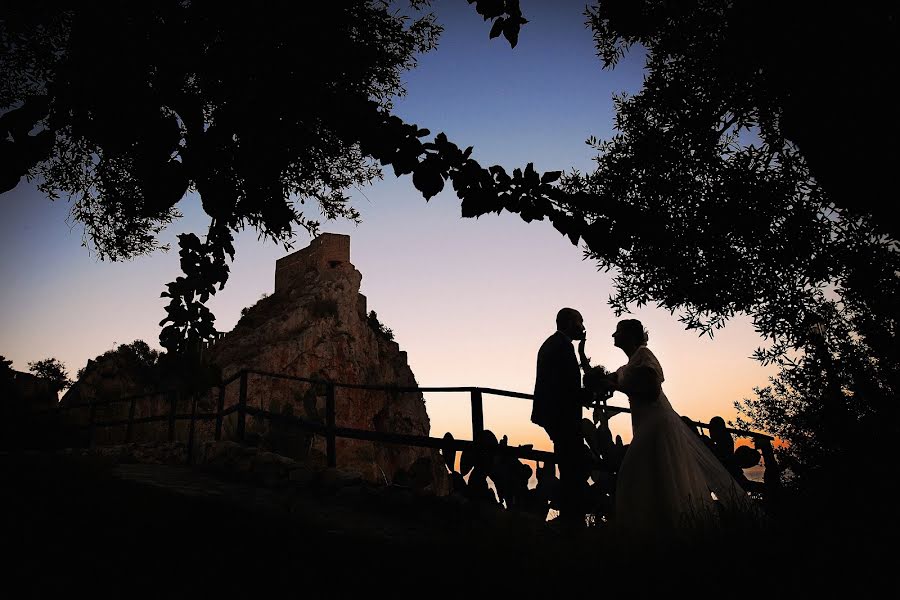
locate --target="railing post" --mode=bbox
[470,389,484,439]
[236,371,248,443]
[168,391,177,442]
[126,395,136,443]
[215,385,225,441]
[187,394,197,465]
[326,381,336,468]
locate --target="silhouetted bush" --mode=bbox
[367,310,394,341]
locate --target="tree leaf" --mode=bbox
[502,21,520,48]
[412,162,444,200]
[540,171,562,184]
[489,17,505,39]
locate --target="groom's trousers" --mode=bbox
[548,425,587,527]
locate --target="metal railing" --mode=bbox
[26,368,773,469]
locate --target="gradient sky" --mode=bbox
[0,1,776,451]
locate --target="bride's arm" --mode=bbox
[609,364,627,391]
[607,371,620,390]
[618,366,661,401]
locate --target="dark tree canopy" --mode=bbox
[27,357,72,393]
[0,355,16,408]
[1,1,439,350]
[3,1,897,466]
[456,1,899,344]
[587,0,898,234]
[0,1,539,352]
[77,340,161,382]
[0,355,13,382]
[2,2,440,254]
[566,1,899,480]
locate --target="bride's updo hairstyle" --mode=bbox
[619,319,650,345]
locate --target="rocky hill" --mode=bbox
[207,234,448,492]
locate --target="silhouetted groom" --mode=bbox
[532,307,590,528]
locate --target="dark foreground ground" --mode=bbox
[2,451,894,597]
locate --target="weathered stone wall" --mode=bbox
[58,356,217,447]
[274,233,351,295]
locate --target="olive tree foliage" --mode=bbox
[1,1,432,349]
[482,0,898,345]
[76,340,161,382]
[732,234,900,481]
[1,355,15,385]
[563,1,899,478]
[0,0,543,353]
[27,357,72,392]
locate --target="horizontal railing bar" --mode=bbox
[681,418,774,441]
[173,413,217,421]
[244,407,323,431]
[92,419,131,428]
[342,384,476,393]
[241,370,529,395]
[222,371,245,386]
[26,368,775,444]
[39,406,774,442]
[475,387,534,400]
[127,415,170,426]
[331,426,556,462]
[63,413,218,425]
[242,369,319,384]
[68,413,213,428]
[55,390,173,411]
[723,428,773,440]
[213,370,775,439]
[244,406,556,462]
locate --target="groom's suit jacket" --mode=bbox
[532,331,583,437]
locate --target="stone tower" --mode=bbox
[207,234,445,491]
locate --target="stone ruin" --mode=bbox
[56,234,448,492]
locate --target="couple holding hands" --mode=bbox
[532,308,750,533]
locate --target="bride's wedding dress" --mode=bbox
[613,346,750,533]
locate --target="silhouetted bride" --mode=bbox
[596,319,751,536]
